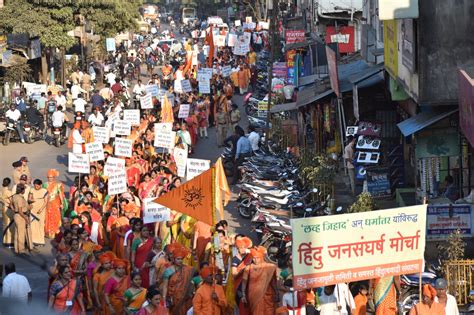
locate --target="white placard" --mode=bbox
[108,171,128,195]
[214,35,227,47]
[259,21,270,30]
[104,157,126,176]
[140,93,153,109]
[233,42,249,56]
[222,65,232,77]
[154,123,175,149]
[186,158,211,180]
[92,126,110,144]
[181,80,192,93]
[227,33,237,47]
[113,120,131,136]
[242,33,252,46]
[174,79,183,93]
[234,20,241,27]
[123,109,140,126]
[178,104,190,118]
[197,68,213,81]
[68,152,90,174]
[245,16,253,23]
[199,79,211,94]
[114,138,133,157]
[145,84,159,96]
[85,142,105,162]
[143,198,171,224]
[243,22,256,30]
[173,147,188,178]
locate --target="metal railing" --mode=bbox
[445,260,474,305]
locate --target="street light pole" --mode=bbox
[265,0,277,143]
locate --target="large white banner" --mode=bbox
[186,158,211,180]
[104,157,126,176]
[114,138,133,157]
[173,147,188,178]
[143,197,171,224]
[85,142,105,162]
[108,171,128,195]
[68,152,90,174]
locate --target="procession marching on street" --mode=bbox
[0,1,473,315]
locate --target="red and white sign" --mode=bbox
[325,26,355,53]
[285,30,305,44]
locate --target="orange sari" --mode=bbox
[242,262,277,315]
[234,254,253,315]
[44,181,64,238]
[194,221,212,264]
[104,275,130,314]
[93,269,114,315]
[167,265,194,315]
[111,216,130,259]
[50,278,83,314]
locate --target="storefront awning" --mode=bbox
[297,89,334,108]
[269,102,297,113]
[349,63,385,85]
[397,108,459,137]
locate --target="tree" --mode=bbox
[1,55,32,85]
[0,0,142,83]
[348,192,375,213]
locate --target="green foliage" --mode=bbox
[301,155,337,185]
[440,229,466,262]
[348,192,375,213]
[0,0,142,49]
[1,56,32,85]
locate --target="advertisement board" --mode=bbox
[427,204,472,239]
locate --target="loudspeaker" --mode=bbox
[355,136,381,150]
[356,151,380,164]
[358,121,382,136]
[346,126,358,137]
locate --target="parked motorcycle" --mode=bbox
[3,119,27,145]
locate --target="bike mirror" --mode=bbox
[305,208,312,212]
[288,186,293,191]
[336,206,343,212]
[295,202,303,207]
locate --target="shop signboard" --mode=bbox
[286,50,296,82]
[383,20,398,78]
[366,167,391,198]
[285,30,305,44]
[427,204,472,239]
[273,62,287,79]
[325,46,340,97]
[325,26,355,53]
[379,0,419,20]
[291,205,427,290]
[415,128,460,158]
[459,69,474,147]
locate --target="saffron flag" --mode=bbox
[207,27,214,67]
[153,167,214,225]
[214,158,231,220]
[160,94,174,123]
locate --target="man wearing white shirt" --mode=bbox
[70,83,86,101]
[434,278,459,315]
[88,106,105,126]
[55,91,67,108]
[71,121,84,154]
[106,71,116,86]
[247,125,260,152]
[334,283,355,315]
[5,104,26,143]
[73,94,87,113]
[2,263,32,303]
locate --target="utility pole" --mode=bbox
[265,0,277,143]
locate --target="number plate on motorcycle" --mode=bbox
[54,131,60,135]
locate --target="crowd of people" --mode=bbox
[0,14,461,315]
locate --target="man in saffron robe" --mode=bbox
[193,266,227,315]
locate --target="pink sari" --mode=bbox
[134,238,153,288]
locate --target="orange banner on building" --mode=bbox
[153,167,214,225]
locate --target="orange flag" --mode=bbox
[207,27,214,67]
[183,51,193,75]
[214,158,230,220]
[160,94,174,123]
[153,167,214,225]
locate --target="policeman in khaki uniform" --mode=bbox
[1,177,14,248]
[229,103,241,130]
[216,107,229,147]
[11,184,32,255]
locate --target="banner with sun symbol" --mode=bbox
[153,167,214,225]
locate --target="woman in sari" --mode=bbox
[57,229,74,253]
[147,237,165,286]
[176,215,196,266]
[126,219,143,261]
[162,244,195,315]
[138,173,156,200]
[193,221,212,265]
[153,244,174,292]
[137,288,169,315]
[373,276,400,315]
[241,246,278,315]
[69,237,93,310]
[92,252,115,314]
[44,169,65,239]
[48,253,71,302]
[124,272,147,314]
[232,236,253,315]
[48,265,86,314]
[104,258,130,314]
[111,210,132,259]
[131,225,154,288]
